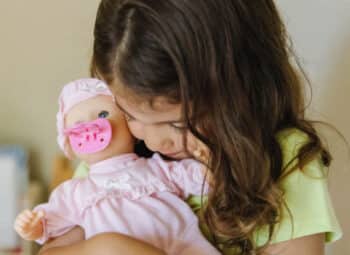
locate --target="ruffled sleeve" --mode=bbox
[151,154,209,198]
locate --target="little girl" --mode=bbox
[14,78,220,255]
[36,1,343,254]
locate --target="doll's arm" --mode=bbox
[14,209,45,241]
[26,180,81,244]
[165,158,209,197]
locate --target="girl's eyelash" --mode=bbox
[124,113,186,133]
[169,123,187,132]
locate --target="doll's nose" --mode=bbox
[160,139,174,151]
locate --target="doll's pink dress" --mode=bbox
[34,153,219,255]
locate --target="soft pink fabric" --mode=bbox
[64,118,112,154]
[34,153,219,255]
[56,78,113,156]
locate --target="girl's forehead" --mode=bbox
[109,78,183,123]
[115,93,183,124]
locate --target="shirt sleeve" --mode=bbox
[33,180,81,244]
[73,161,89,178]
[253,129,342,246]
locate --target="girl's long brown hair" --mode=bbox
[91,0,331,253]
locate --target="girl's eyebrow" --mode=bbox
[114,99,136,119]
[114,98,184,125]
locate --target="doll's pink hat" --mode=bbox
[56,78,113,155]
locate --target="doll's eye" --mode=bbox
[98,111,109,119]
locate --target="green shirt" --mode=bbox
[74,128,342,253]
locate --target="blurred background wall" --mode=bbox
[276,1,350,254]
[0,0,348,254]
[0,0,100,182]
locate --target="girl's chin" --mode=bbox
[161,151,188,160]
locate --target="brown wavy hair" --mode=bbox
[91,0,331,253]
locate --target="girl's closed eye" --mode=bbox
[98,110,109,119]
[169,122,187,132]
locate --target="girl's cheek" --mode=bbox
[127,121,144,140]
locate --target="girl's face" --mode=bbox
[112,92,208,160]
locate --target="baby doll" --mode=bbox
[14,78,219,255]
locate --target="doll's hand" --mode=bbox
[14,210,45,240]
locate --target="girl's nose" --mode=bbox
[160,138,174,151]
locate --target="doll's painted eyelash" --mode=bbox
[98,111,109,118]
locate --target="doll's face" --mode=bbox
[65,95,134,165]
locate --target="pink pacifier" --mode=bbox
[64,118,112,154]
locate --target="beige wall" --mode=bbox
[0,1,348,254]
[277,1,350,254]
[0,0,100,182]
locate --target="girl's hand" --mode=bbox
[14,210,44,240]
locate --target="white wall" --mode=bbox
[276,1,350,254]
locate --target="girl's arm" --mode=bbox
[39,232,166,255]
[38,226,85,254]
[263,233,324,255]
